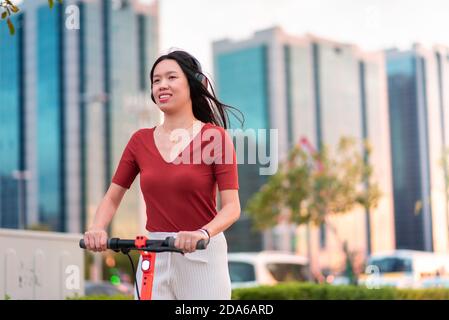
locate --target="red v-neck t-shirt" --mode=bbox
[111,122,239,232]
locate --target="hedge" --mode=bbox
[231,282,449,300]
[68,282,449,300]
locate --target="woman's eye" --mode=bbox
[153,79,160,83]
[169,76,176,80]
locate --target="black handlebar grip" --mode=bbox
[166,237,207,249]
[197,239,207,250]
[79,238,111,249]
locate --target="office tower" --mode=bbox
[387,45,449,253]
[0,0,160,236]
[0,14,26,229]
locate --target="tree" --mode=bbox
[1,0,63,35]
[245,145,311,230]
[245,136,382,283]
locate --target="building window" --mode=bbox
[319,223,326,249]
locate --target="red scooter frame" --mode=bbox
[135,236,157,300]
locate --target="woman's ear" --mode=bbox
[201,76,208,89]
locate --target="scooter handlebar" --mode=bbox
[79,236,207,251]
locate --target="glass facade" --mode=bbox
[387,54,427,250]
[36,4,64,231]
[362,56,395,254]
[0,15,24,228]
[72,0,158,236]
[215,46,270,251]
[387,48,449,254]
[315,43,366,259]
[284,43,317,253]
[80,0,107,233]
[106,3,139,237]
[0,0,158,235]
[284,44,316,148]
[319,44,363,147]
[216,46,269,131]
[107,3,156,237]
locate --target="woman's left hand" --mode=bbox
[175,230,209,253]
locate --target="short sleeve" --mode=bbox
[213,127,239,191]
[111,132,140,189]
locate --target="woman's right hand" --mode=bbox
[83,227,108,252]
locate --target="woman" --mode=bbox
[83,50,243,300]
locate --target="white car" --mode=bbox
[227,251,312,289]
[420,277,449,288]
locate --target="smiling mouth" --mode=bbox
[158,94,172,103]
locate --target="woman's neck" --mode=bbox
[161,114,198,131]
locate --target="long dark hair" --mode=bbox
[149,50,244,129]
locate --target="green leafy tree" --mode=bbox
[245,146,311,229]
[246,136,382,283]
[1,0,63,35]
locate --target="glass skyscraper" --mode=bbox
[387,45,449,253]
[214,45,271,252]
[0,0,159,236]
[0,14,25,229]
[36,5,65,231]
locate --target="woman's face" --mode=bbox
[152,59,191,113]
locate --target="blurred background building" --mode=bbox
[386,45,449,254]
[0,0,160,237]
[0,14,25,230]
[214,27,396,274]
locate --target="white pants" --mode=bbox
[134,231,232,300]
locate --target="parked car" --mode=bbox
[228,251,312,289]
[358,250,449,288]
[420,277,449,288]
[327,274,351,285]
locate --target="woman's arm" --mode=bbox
[201,189,241,237]
[175,189,241,253]
[83,182,128,252]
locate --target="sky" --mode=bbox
[13,0,449,76]
[148,0,449,76]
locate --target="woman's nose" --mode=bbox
[158,80,169,90]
